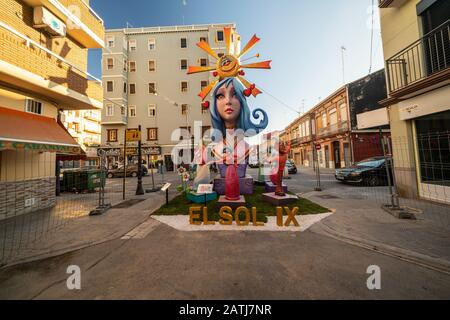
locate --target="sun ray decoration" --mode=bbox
[187,27,271,101]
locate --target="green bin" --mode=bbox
[86,169,105,191]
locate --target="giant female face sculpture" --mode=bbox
[210,78,268,140]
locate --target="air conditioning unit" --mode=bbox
[33,6,66,37]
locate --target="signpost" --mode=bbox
[135,126,144,195]
[161,183,171,205]
[314,144,322,191]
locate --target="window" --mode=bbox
[129,106,136,117]
[107,36,115,48]
[107,129,118,142]
[147,128,158,141]
[25,99,42,115]
[148,83,156,94]
[180,38,187,48]
[200,58,208,67]
[217,30,224,42]
[129,61,136,72]
[200,37,207,43]
[121,106,126,115]
[322,113,327,128]
[329,107,337,125]
[148,38,156,50]
[128,39,137,51]
[123,82,127,93]
[181,104,188,115]
[340,103,348,122]
[180,59,188,70]
[123,59,127,71]
[129,83,136,94]
[181,81,188,93]
[107,58,114,70]
[148,104,156,117]
[201,81,208,91]
[106,103,114,116]
[148,60,156,72]
[106,81,114,92]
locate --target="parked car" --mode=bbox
[285,160,297,174]
[335,156,392,186]
[249,162,261,168]
[107,164,148,178]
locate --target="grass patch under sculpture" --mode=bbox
[152,186,329,223]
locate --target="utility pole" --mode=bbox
[341,46,346,84]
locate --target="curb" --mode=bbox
[310,221,450,275]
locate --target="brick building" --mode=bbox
[0,0,104,218]
[284,70,389,169]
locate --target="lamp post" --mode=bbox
[136,125,144,195]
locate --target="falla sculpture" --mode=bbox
[188,27,271,203]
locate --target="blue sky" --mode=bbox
[88,0,384,133]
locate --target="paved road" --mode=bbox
[0,168,449,299]
[1,220,449,299]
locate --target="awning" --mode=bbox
[0,106,82,154]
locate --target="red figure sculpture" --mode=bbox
[270,141,291,196]
[225,164,240,201]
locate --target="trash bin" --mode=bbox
[86,169,105,191]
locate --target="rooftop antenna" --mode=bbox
[341,45,346,84]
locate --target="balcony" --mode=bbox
[378,0,408,8]
[386,19,450,97]
[101,115,128,125]
[317,121,349,138]
[0,23,102,110]
[22,0,104,48]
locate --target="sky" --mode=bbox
[88,0,384,134]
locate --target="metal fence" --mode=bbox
[310,132,450,229]
[0,150,170,266]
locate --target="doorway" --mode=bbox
[164,155,174,172]
[333,141,341,169]
[324,146,330,168]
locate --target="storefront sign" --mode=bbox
[97,146,161,157]
[399,85,450,121]
[0,141,81,154]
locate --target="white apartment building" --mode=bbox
[99,23,240,171]
[63,110,102,165]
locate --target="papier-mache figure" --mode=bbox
[188,27,272,201]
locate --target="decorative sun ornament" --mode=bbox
[187,27,272,101]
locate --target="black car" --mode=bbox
[286,160,297,174]
[335,157,392,186]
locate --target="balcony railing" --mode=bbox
[386,19,450,93]
[317,121,349,138]
[0,22,102,103]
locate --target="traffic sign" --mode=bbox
[126,129,141,142]
[315,144,321,151]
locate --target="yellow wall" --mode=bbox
[0,150,56,182]
[0,87,58,119]
[0,0,88,71]
[379,0,421,60]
